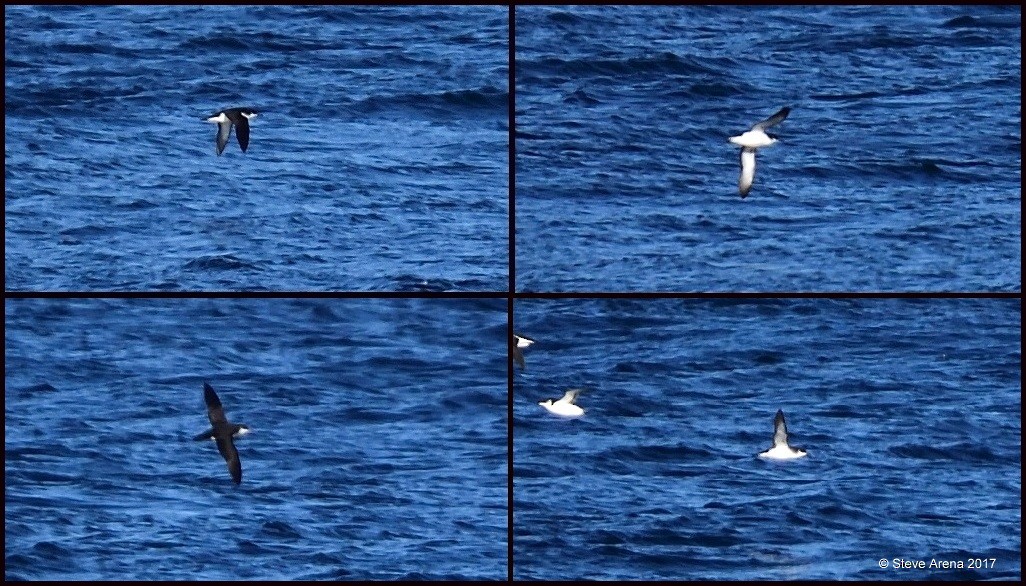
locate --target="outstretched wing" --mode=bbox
[561,389,582,404]
[772,410,789,448]
[204,383,228,426]
[215,435,242,484]
[751,106,790,131]
[215,122,233,156]
[739,148,756,198]
[235,117,250,152]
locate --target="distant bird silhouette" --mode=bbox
[757,409,807,459]
[513,334,534,369]
[204,107,258,155]
[193,383,249,483]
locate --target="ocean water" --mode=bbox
[4,5,509,292]
[515,5,1021,292]
[5,4,1022,582]
[513,298,1021,580]
[4,298,507,580]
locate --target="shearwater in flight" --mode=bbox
[204,107,258,156]
[513,334,535,370]
[728,106,790,198]
[538,389,585,418]
[194,382,250,483]
[757,409,807,460]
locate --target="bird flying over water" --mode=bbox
[204,107,258,156]
[757,409,807,460]
[513,334,535,369]
[193,382,250,483]
[538,389,585,418]
[728,106,790,198]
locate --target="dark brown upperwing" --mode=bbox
[203,383,228,425]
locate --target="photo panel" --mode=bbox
[514,6,1020,292]
[6,4,1021,582]
[4,5,509,292]
[5,297,507,580]
[513,298,1020,580]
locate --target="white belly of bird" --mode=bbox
[758,445,807,460]
[540,401,584,418]
[729,130,776,149]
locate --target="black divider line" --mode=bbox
[4,291,511,299]
[507,5,516,581]
[511,291,1021,300]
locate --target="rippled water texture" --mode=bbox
[5,298,508,580]
[5,5,1021,582]
[513,298,1021,580]
[5,5,509,291]
[515,6,1020,292]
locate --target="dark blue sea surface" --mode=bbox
[514,299,1020,580]
[515,6,1021,292]
[5,5,508,292]
[4,298,507,580]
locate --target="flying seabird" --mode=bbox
[193,382,250,483]
[728,106,790,198]
[758,409,807,460]
[513,334,535,370]
[204,107,258,156]
[538,389,585,418]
